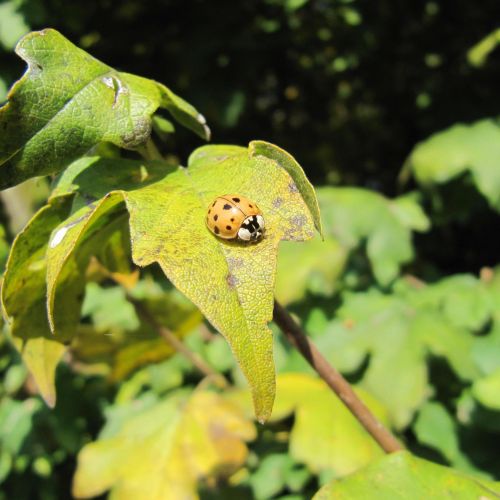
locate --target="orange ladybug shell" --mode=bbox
[206,194,262,239]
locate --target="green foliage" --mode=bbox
[297,273,500,429]
[467,27,500,67]
[0,30,322,422]
[408,119,500,211]
[0,29,209,189]
[317,188,429,286]
[2,197,73,406]
[0,1,30,50]
[269,374,388,477]
[73,389,256,500]
[313,451,500,499]
[0,8,500,499]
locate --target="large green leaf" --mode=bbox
[317,188,429,285]
[72,389,256,500]
[48,142,319,421]
[1,196,73,406]
[0,29,209,189]
[407,119,500,211]
[313,451,500,499]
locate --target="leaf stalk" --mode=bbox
[273,299,403,454]
[126,294,229,389]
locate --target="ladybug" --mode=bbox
[206,194,265,242]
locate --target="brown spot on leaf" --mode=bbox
[291,214,307,228]
[226,273,239,288]
[227,257,244,270]
[273,197,283,208]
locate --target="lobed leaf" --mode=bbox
[309,273,495,428]
[0,29,209,189]
[72,389,256,500]
[49,143,319,421]
[317,187,429,286]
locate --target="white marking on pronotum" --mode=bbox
[49,227,69,248]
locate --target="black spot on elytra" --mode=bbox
[212,201,216,207]
[208,209,211,214]
[226,225,232,230]
[232,197,240,202]
[214,226,220,234]
[249,204,253,208]
[223,204,232,210]
[230,218,235,222]
[214,214,218,221]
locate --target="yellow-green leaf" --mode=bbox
[72,390,256,500]
[50,145,320,421]
[313,451,500,499]
[230,373,388,477]
[1,196,72,406]
[249,140,322,236]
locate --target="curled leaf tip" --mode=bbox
[249,140,323,238]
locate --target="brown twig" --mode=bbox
[273,300,403,454]
[127,295,229,389]
[92,258,228,388]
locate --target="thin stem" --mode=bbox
[92,258,228,388]
[127,295,229,389]
[273,300,403,454]
[136,137,163,161]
